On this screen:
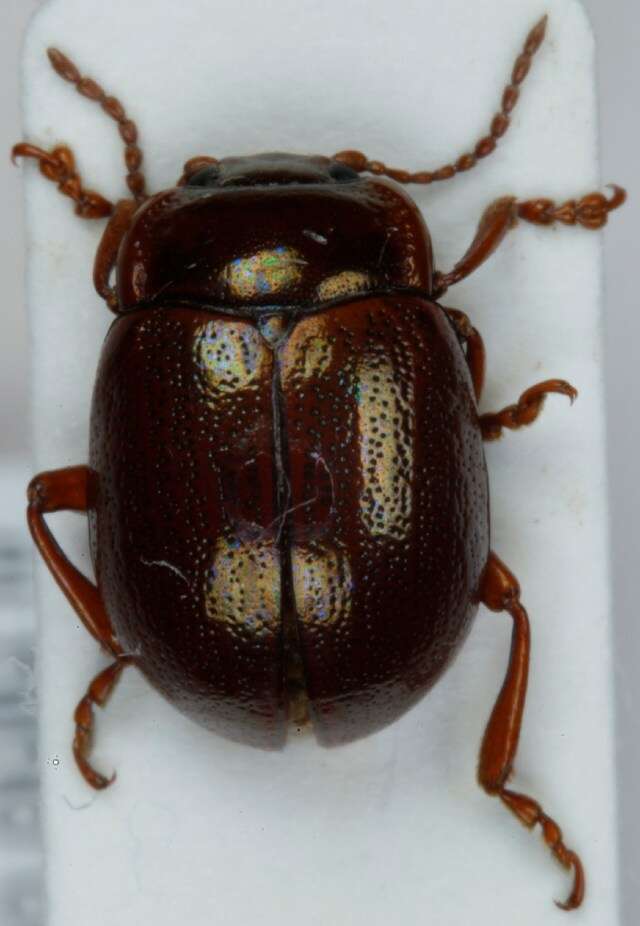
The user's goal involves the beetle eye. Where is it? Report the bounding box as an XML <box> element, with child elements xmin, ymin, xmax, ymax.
<box><xmin>328</xmin><ymin>162</ymin><xmax>359</xmax><ymax>183</ymax></box>
<box><xmin>187</xmin><ymin>165</ymin><xmax>221</xmax><ymax>187</ymax></box>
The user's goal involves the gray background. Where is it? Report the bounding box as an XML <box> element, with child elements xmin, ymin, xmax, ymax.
<box><xmin>1</xmin><ymin>0</ymin><xmax>637</xmax><ymax>922</ymax></box>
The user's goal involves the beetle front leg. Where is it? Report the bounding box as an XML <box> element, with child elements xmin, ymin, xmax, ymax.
<box><xmin>480</xmin><ymin>378</ymin><xmax>577</xmax><ymax>440</ymax></box>
<box><xmin>433</xmin><ymin>185</ymin><xmax>626</xmax><ymax>298</ymax></box>
<box><xmin>478</xmin><ymin>552</ymin><xmax>584</xmax><ymax>911</ymax></box>
<box><xmin>28</xmin><ymin>466</ymin><xmax>130</xmax><ymax>789</ymax></box>
<box><xmin>93</xmin><ymin>199</ymin><xmax>137</xmax><ymax>309</ymax></box>
<box><xmin>11</xmin><ymin>143</ymin><xmax>113</xmax><ymax>218</ymax></box>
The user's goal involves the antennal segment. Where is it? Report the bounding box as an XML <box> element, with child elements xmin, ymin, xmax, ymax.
<box><xmin>46</xmin><ymin>48</ymin><xmax>147</xmax><ymax>202</ymax></box>
<box><xmin>332</xmin><ymin>15</ymin><xmax>548</xmax><ymax>186</ymax></box>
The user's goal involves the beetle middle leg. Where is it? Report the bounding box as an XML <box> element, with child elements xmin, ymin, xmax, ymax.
<box><xmin>445</xmin><ymin>307</ymin><xmax>577</xmax><ymax>435</ymax></box>
<box><xmin>480</xmin><ymin>379</ymin><xmax>577</xmax><ymax>440</ymax></box>
<box><xmin>445</xmin><ymin>308</ymin><xmax>485</xmax><ymax>400</ymax></box>
<box><xmin>477</xmin><ymin>551</ymin><xmax>584</xmax><ymax>911</ymax></box>
<box><xmin>28</xmin><ymin>465</ymin><xmax>130</xmax><ymax>789</ymax></box>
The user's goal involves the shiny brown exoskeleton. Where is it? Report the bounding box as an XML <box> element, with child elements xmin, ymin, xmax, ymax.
<box><xmin>14</xmin><ymin>16</ymin><xmax>626</xmax><ymax>912</ymax></box>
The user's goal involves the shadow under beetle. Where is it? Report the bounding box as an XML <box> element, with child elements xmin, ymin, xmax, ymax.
<box><xmin>13</xmin><ymin>15</ymin><xmax>626</xmax><ymax>911</ymax></box>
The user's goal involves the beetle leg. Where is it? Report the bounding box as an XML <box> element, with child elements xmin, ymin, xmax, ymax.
<box><xmin>74</xmin><ymin>655</ymin><xmax>133</xmax><ymax>790</ymax></box>
<box><xmin>28</xmin><ymin>466</ymin><xmax>133</xmax><ymax>788</ymax></box>
<box><xmin>11</xmin><ymin>143</ymin><xmax>113</xmax><ymax>218</ymax></box>
<box><xmin>477</xmin><ymin>552</ymin><xmax>584</xmax><ymax>911</ymax></box>
<box><xmin>93</xmin><ymin>199</ymin><xmax>137</xmax><ymax>310</ymax></box>
<box><xmin>27</xmin><ymin>466</ymin><xmax>121</xmax><ymax>655</ymax></box>
<box><xmin>444</xmin><ymin>308</ymin><xmax>485</xmax><ymax>401</ymax></box>
<box><xmin>432</xmin><ymin>185</ymin><xmax>626</xmax><ymax>298</ymax></box>
<box><xmin>480</xmin><ymin>379</ymin><xmax>577</xmax><ymax>440</ymax></box>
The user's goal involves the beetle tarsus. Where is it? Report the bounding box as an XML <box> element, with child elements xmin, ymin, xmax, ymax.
<box><xmin>500</xmin><ymin>789</ymin><xmax>585</xmax><ymax>912</ymax></box>
<box><xmin>480</xmin><ymin>379</ymin><xmax>577</xmax><ymax>440</ymax></box>
<box><xmin>73</xmin><ymin>656</ymin><xmax>133</xmax><ymax>790</ymax></box>
<box><xmin>11</xmin><ymin>142</ymin><xmax>113</xmax><ymax>218</ymax></box>
<box><xmin>517</xmin><ymin>184</ymin><xmax>627</xmax><ymax>230</ymax></box>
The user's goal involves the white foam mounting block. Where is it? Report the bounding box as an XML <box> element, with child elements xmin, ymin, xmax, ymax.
<box><xmin>20</xmin><ymin>0</ymin><xmax>618</xmax><ymax>923</ymax></box>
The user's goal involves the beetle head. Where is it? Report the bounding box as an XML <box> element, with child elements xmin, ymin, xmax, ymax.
<box><xmin>115</xmin><ymin>153</ymin><xmax>433</xmax><ymax>312</ymax></box>
<box><xmin>181</xmin><ymin>153</ymin><xmax>359</xmax><ymax>188</ymax></box>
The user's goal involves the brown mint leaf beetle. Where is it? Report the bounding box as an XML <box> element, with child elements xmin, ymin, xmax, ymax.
<box><xmin>13</xmin><ymin>14</ymin><xmax>625</xmax><ymax>912</ymax></box>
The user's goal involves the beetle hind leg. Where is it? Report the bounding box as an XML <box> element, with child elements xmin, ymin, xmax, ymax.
<box><xmin>496</xmin><ymin>789</ymin><xmax>584</xmax><ymax>912</ymax></box>
<box><xmin>477</xmin><ymin>551</ymin><xmax>584</xmax><ymax>911</ymax></box>
<box><xmin>27</xmin><ymin>466</ymin><xmax>133</xmax><ymax>788</ymax></box>
<box><xmin>74</xmin><ymin>656</ymin><xmax>133</xmax><ymax>790</ymax></box>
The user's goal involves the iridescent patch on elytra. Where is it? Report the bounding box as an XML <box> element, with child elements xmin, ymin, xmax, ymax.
<box><xmin>222</xmin><ymin>246</ymin><xmax>306</xmax><ymax>299</ymax></box>
<box><xmin>279</xmin><ymin>314</ymin><xmax>334</xmax><ymax>384</ymax></box>
<box><xmin>355</xmin><ymin>352</ymin><xmax>415</xmax><ymax>540</ymax></box>
<box><xmin>316</xmin><ymin>270</ymin><xmax>372</xmax><ymax>302</ymax></box>
<box><xmin>193</xmin><ymin>319</ymin><xmax>270</xmax><ymax>393</ymax></box>
<box><xmin>204</xmin><ymin>535</ymin><xmax>280</xmax><ymax>639</ymax></box>
<box><xmin>292</xmin><ymin>541</ymin><xmax>353</xmax><ymax>632</ymax></box>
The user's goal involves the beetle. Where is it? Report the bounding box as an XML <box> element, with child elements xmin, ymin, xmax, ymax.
<box><xmin>13</xmin><ymin>14</ymin><xmax>625</xmax><ymax>912</ymax></box>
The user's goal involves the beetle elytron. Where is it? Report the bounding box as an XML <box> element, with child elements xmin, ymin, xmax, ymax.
<box><xmin>14</xmin><ymin>15</ymin><xmax>625</xmax><ymax>911</ymax></box>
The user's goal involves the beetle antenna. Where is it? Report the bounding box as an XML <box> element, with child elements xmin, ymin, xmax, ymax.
<box><xmin>332</xmin><ymin>15</ymin><xmax>548</xmax><ymax>185</ymax></box>
<box><xmin>46</xmin><ymin>48</ymin><xmax>147</xmax><ymax>202</ymax></box>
